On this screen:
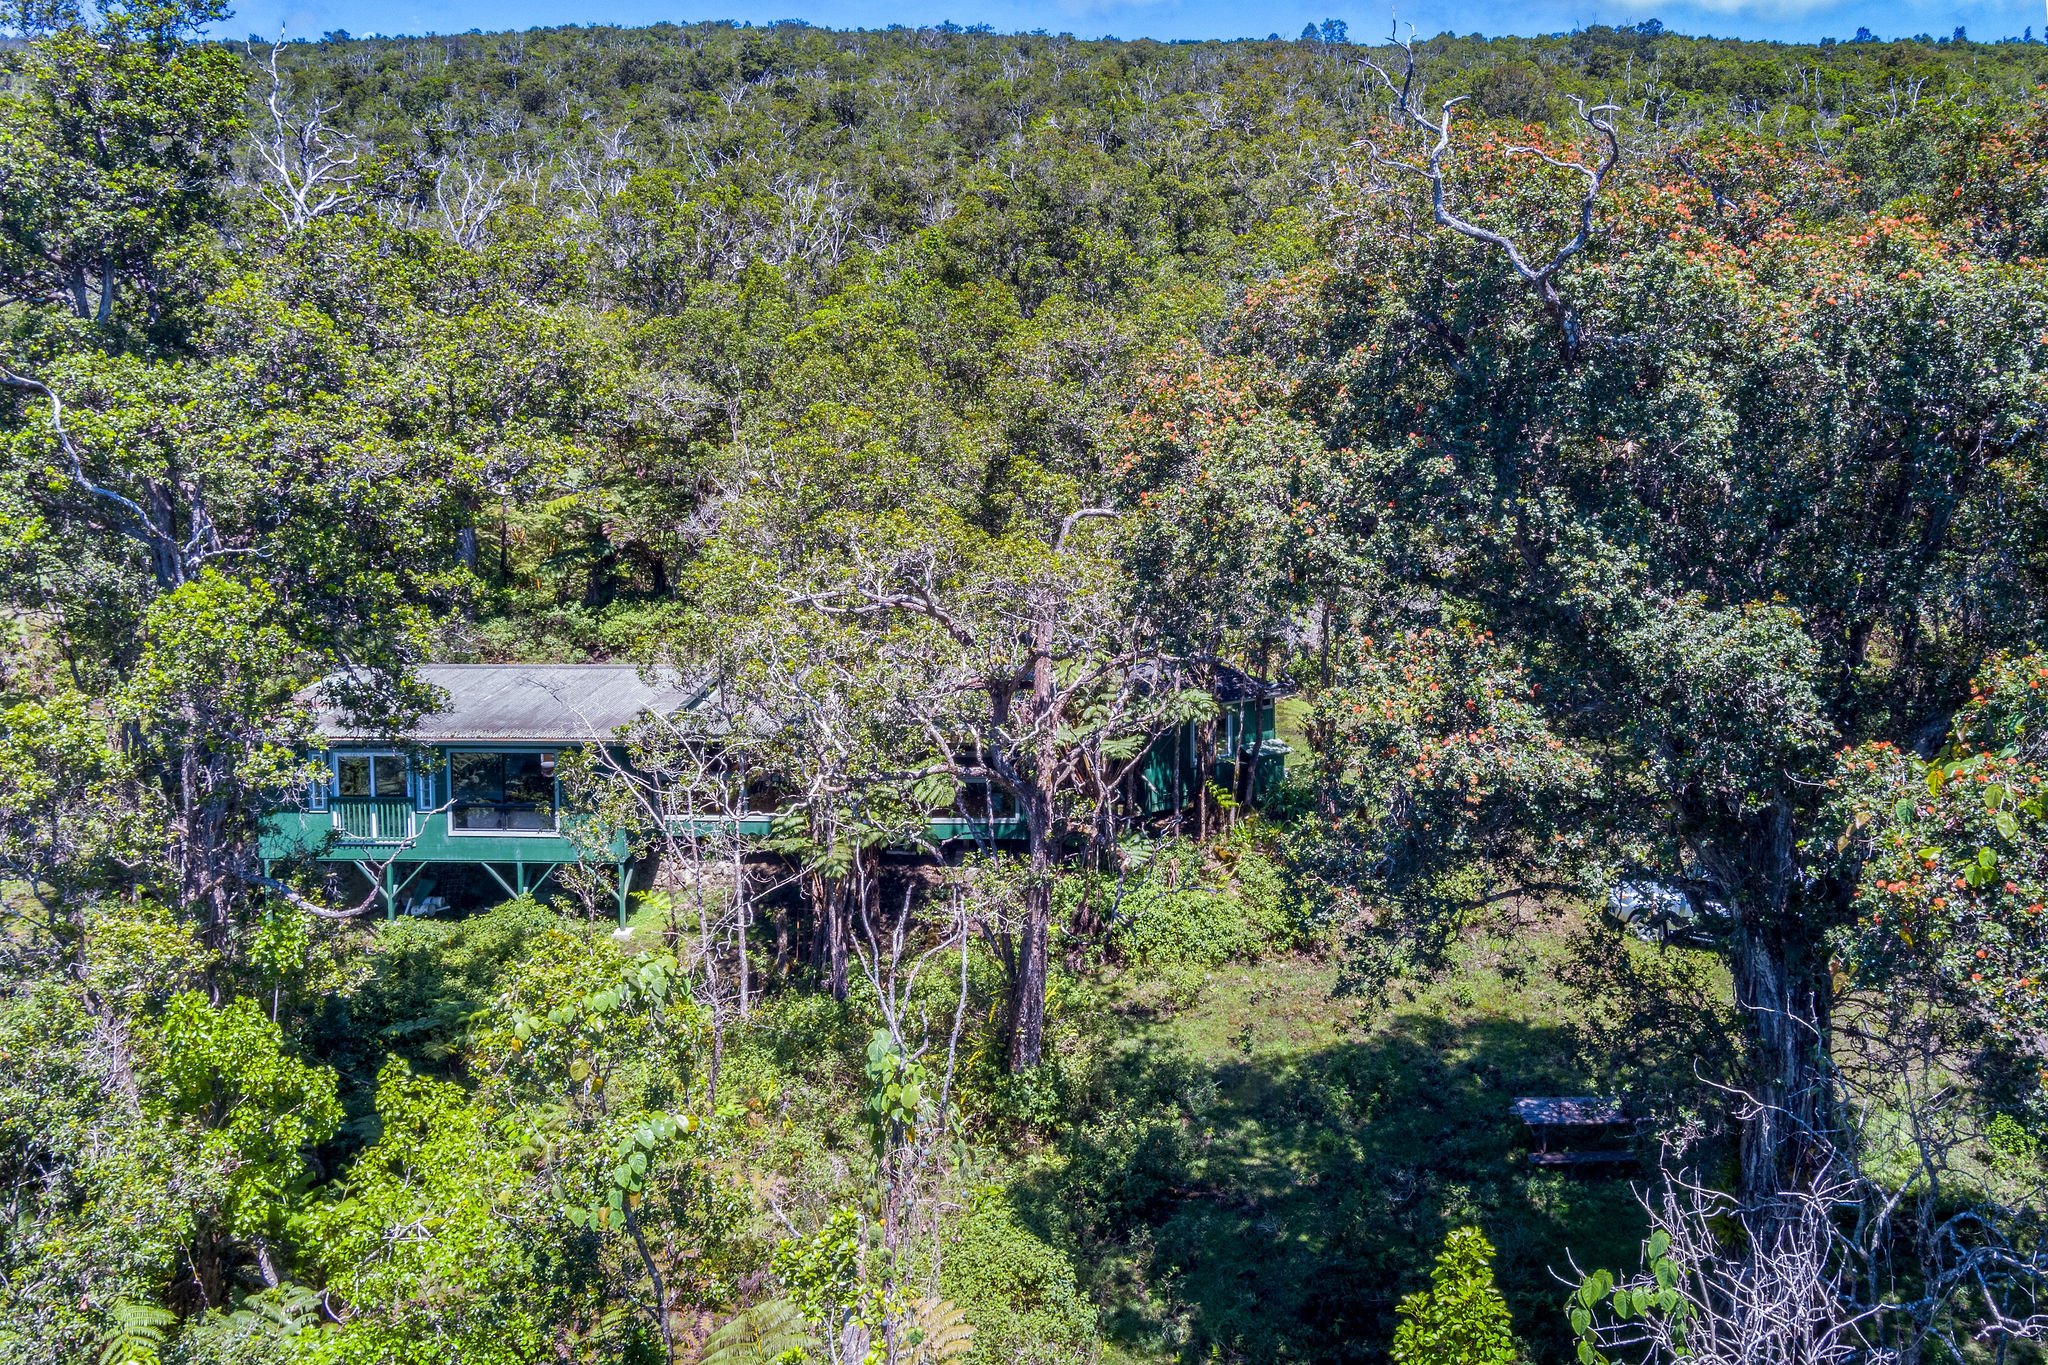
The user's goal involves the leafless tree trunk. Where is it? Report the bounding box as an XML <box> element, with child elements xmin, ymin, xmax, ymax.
<box><xmin>247</xmin><ymin>37</ymin><xmax>364</xmax><ymax>229</ymax></box>
<box><xmin>1360</xmin><ymin>29</ymin><xmax>1620</xmax><ymax>367</ymax></box>
<box><xmin>852</xmin><ymin>869</ymin><xmax>977</xmax><ymax>1365</ymax></box>
<box><xmin>1580</xmin><ymin>1001</ymin><xmax>2048</xmax><ymax>1365</ymax></box>
<box><xmin>580</xmin><ymin>703</ymin><xmax>801</xmax><ymax>1110</ymax></box>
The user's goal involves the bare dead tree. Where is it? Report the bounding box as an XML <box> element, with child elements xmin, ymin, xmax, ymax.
<box><xmin>1827</xmin><ymin>987</ymin><xmax>2048</xmax><ymax>1363</ymax></box>
<box><xmin>1577</xmin><ymin>1164</ymin><xmax>1881</xmax><ymax>1365</ymax></box>
<box><xmin>1359</xmin><ymin>28</ymin><xmax>1621</xmax><ymax>364</ymax></box>
<box><xmin>849</xmin><ymin>866</ymin><xmax>977</xmax><ymax>1365</ymax></box>
<box><xmin>433</xmin><ymin>154</ymin><xmax>518</xmax><ymax>248</ymax></box>
<box><xmin>554</xmin><ymin>126</ymin><xmax>641</xmax><ymax>221</ymax></box>
<box><xmin>563</xmin><ymin>680</ymin><xmax>809</xmax><ymax>1110</ymax></box>
<box><xmin>1577</xmin><ymin>1000</ymin><xmax>2048</xmax><ymax>1365</ymax></box>
<box><xmin>785</xmin><ymin>511</ymin><xmax>1210</xmax><ymax>1070</ymax></box>
<box><xmin>247</xmin><ymin>37</ymin><xmax>365</xmax><ymax>229</ymax></box>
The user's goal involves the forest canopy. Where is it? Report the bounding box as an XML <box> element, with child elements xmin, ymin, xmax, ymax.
<box><xmin>4</xmin><ymin>5</ymin><xmax>2048</xmax><ymax>1363</ymax></box>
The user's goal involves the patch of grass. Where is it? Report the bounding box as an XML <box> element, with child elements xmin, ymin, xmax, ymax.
<box><xmin>1026</xmin><ymin>909</ymin><xmax>1736</xmax><ymax>1364</ymax></box>
<box><xmin>616</xmin><ymin>889</ymin><xmax>675</xmax><ymax>952</ymax></box>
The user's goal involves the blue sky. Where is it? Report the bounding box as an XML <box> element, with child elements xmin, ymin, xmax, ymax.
<box><xmin>214</xmin><ymin>0</ymin><xmax>2045</xmax><ymax>47</ymax></box>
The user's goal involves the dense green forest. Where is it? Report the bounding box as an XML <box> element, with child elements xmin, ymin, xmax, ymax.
<box><xmin>6</xmin><ymin>1</ymin><xmax>2048</xmax><ymax>1361</ymax></box>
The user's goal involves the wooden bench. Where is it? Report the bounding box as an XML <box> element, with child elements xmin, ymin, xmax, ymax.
<box><xmin>1530</xmin><ymin>1150</ymin><xmax>1637</xmax><ymax>1167</ymax></box>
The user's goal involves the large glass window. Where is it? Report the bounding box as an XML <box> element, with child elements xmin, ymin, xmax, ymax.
<box><xmin>451</xmin><ymin>752</ymin><xmax>557</xmax><ymax>832</ymax></box>
<box><xmin>960</xmin><ymin>780</ymin><xmax>1014</xmax><ymax>819</ymax></box>
<box><xmin>335</xmin><ymin>754</ymin><xmax>406</xmax><ymax>798</ymax></box>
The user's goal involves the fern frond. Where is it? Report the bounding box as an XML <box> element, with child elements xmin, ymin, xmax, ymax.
<box><xmin>223</xmin><ymin>1281</ymin><xmax>326</xmax><ymax>1340</ymax></box>
<box><xmin>703</xmin><ymin>1297</ymin><xmax>813</xmax><ymax>1365</ymax></box>
<box><xmin>906</xmin><ymin>1297</ymin><xmax>975</xmax><ymax>1365</ymax></box>
<box><xmin>96</xmin><ymin>1299</ymin><xmax>175</xmax><ymax>1365</ymax></box>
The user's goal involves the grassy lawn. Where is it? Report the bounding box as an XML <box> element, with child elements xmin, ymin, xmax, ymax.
<box><xmin>1022</xmin><ymin>909</ymin><xmax>1737</xmax><ymax>1364</ymax></box>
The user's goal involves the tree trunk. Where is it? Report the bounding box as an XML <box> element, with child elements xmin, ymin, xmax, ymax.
<box><xmin>1731</xmin><ymin>912</ymin><xmax>1832</xmax><ymax>1204</ymax></box>
<box><xmin>827</xmin><ymin>878</ymin><xmax>849</xmax><ymax>1001</ymax></box>
<box><xmin>1007</xmin><ymin>605</ymin><xmax>1059</xmax><ymax>1071</ymax></box>
<box><xmin>623</xmin><ymin>1201</ymin><xmax>676</xmax><ymax>1365</ymax></box>
<box><xmin>1007</xmin><ymin>819</ymin><xmax>1050</xmax><ymax>1070</ymax></box>
<box><xmin>1235</xmin><ymin>699</ymin><xmax>1260</xmax><ymax>813</ymax></box>
<box><xmin>773</xmin><ymin>899</ymin><xmax>791</xmax><ymax>980</ymax></box>
<box><xmin>809</xmin><ymin>876</ymin><xmax>828</xmax><ymax>982</ymax></box>
<box><xmin>734</xmin><ymin>873</ymin><xmax>751</xmax><ymax>1019</ymax></box>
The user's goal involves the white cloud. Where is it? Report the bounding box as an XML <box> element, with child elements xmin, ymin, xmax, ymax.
<box><xmin>1677</xmin><ymin>0</ymin><xmax>1839</xmax><ymax>14</ymax></box>
<box><xmin>1679</xmin><ymin>0</ymin><xmax>1843</xmax><ymax>13</ymax></box>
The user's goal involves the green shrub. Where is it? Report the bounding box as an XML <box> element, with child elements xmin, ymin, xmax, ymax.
<box><xmin>941</xmin><ymin>1190</ymin><xmax>1096</xmax><ymax>1365</ymax></box>
<box><xmin>314</xmin><ymin>898</ymin><xmax>557</xmax><ymax>1143</ymax></box>
<box><xmin>1392</xmin><ymin>1226</ymin><xmax>1521</xmax><ymax>1365</ymax></box>
<box><xmin>347</xmin><ymin>897</ymin><xmax>556</xmax><ymax>1065</ymax></box>
<box><xmin>1988</xmin><ymin>1111</ymin><xmax>2039</xmax><ymax>1163</ymax></box>
<box><xmin>1109</xmin><ymin>843</ymin><xmax>1291</xmax><ymax>972</ymax></box>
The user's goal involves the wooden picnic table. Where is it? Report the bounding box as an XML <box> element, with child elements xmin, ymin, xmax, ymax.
<box><xmin>1511</xmin><ymin>1097</ymin><xmax>1628</xmax><ymax>1127</ymax></box>
<box><xmin>1513</xmin><ymin>1096</ymin><xmax>1635</xmax><ymax>1167</ymax></box>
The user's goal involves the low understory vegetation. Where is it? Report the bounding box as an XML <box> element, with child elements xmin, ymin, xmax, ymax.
<box><xmin>3</xmin><ymin>822</ymin><xmax>1749</xmax><ymax>1363</ymax></box>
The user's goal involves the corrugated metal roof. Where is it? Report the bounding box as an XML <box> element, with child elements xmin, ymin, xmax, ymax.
<box><xmin>317</xmin><ymin>665</ymin><xmax>700</xmax><ymax>744</ymax></box>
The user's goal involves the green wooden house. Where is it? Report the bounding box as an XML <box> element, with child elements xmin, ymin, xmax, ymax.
<box><xmin>1130</xmin><ymin>664</ymin><xmax>1291</xmax><ymax>816</ymax></box>
<box><xmin>261</xmin><ymin>663</ymin><xmax>1289</xmax><ymax>919</ymax></box>
<box><xmin>260</xmin><ymin>665</ymin><xmax>692</xmax><ymax>918</ymax></box>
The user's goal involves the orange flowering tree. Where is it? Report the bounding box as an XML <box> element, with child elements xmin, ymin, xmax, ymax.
<box><xmin>1822</xmin><ymin>653</ymin><xmax>2048</xmax><ymax>1061</ymax></box>
<box><xmin>1229</xmin><ymin>49</ymin><xmax>2048</xmax><ymax>1204</ymax></box>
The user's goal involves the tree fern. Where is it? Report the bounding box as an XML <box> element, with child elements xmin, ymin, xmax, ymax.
<box><xmin>222</xmin><ymin>1282</ymin><xmax>326</xmax><ymax>1342</ymax></box>
<box><xmin>702</xmin><ymin>1298</ymin><xmax>813</xmax><ymax>1365</ymax></box>
<box><xmin>95</xmin><ymin>1299</ymin><xmax>175</xmax><ymax>1365</ymax></box>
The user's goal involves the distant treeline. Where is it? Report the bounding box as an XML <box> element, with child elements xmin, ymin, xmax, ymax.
<box><xmin>217</xmin><ymin>19</ymin><xmax>2044</xmax><ymax>309</ymax></box>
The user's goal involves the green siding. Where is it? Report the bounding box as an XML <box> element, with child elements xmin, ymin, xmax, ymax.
<box><xmin>1131</xmin><ymin>698</ymin><xmax>1289</xmax><ymax>815</ymax></box>
<box><xmin>259</xmin><ymin>808</ymin><xmax>607</xmax><ymax>864</ymax></box>
<box><xmin>260</xmin><ymin>808</ymin><xmax>1034</xmax><ymax>862</ymax></box>
<box><xmin>260</xmin><ymin>722</ymin><xmax>1281</xmax><ymax>869</ymax></box>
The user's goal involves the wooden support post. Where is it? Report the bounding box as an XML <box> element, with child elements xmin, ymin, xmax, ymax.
<box><xmin>515</xmin><ymin>860</ymin><xmax>526</xmax><ymax>896</ymax></box>
<box><xmin>384</xmin><ymin>862</ymin><xmax>396</xmax><ymax>922</ymax></box>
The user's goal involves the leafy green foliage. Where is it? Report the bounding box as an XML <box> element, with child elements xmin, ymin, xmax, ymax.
<box><xmin>291</xmin><ymin>1060</ymin><xmax>561</xmax><ymax>1363</ymax></box>
<box><xmin>863</xmin><ymin>1028</ymin><xmax>933</xmax><ymax>1157</ymax></box>
<box><xmin>1102</xmin><ymin>841</ymin><xmax>1292</xmax><ymax>1004</ymax></box>
<box><xmin>6</xmin><ymin>10</ymin><xmax>2048</xmax><ymax>1363</ymax></box>
<box><xmin>481</xmin><ymin>931</ymin><xmax>699</xmax><ymax>1101</ymax></box>
<box><xmin>772</xmin><ymin>1208</ymin><xmax>879</xmax><ymax>1346</ymax></box>
<box><xmin>566</xmin><ymin>1110</ymin><xmax>700</xmax><ymax>1233</ymax></box>
<box><xmin>1567</xmin><ymin>1229</ymin><xmax>1693</xmax><ymax>1364</ymax></box>
<box><xmin>937</xmin><ymin>1192</ymin><xmax>1093</xmax><ymax>1365</ymax></box>
<box><xmin>1826</xmin><ymin>652</ymin><xmax>2048</xmax><ymax>1057</ymax></box>
<box><xmin>1393</xmin><ymin>1226</ymin><xmax>1520</xmax><ymax>1365</ymax></box>
<box><xmin>0</xmin><ymin>690</ymin><xmax>153</xmax><ymax>921</ymax></box>
<box><xmin>94</xmin><ymin>1297</ymin><xmax>175</xmax><ymax>1365</ymax></box>
<box><xmin>0</xmin><ymin>0</ymin><xmax>243</xmax><ymax>343</ymax></box>
<box><xmin>1291</xmin><ymin>624</ymin><xmax>1595</xmax><ymax>942</ymax></box>
<box><xmin>336</xmin><ymin>897</ymin><xmax>553</xmax><ymax>1091</ymax></box>
<box><xmin>153</xmin><ymin>991</ymin><xmax>342</xmax><ymax>1240</ymax></box>
<box><xmin>702</xmin><ymin>1297</ymin><xmax>812</xmax><ymax>1365</ymax></box>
